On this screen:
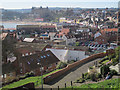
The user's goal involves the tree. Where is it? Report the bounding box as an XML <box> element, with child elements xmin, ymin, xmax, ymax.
<box><xmin>100</xmin><ymin>65</ymin><xmax>110</xmax><ymax>77</ymax></box>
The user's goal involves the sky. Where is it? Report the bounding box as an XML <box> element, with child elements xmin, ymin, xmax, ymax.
<box><xmin>0</xmin><ymin>0</ymin><xmax>120</xmax><ymax>9</ymax></box>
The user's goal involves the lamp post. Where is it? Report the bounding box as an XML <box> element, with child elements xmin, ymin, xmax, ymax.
<box><xmin>37</xmin><ymin>62</ymin><xmax>43</xmax><ymax>90</ymax></box>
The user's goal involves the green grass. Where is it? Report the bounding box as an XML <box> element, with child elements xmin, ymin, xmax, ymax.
<box><xmin>66</xmin><ymin>78</ymin><xmax>120</xmax><ymax>89</ymax></box>
<box><xmin>2</xmin><ymin>69</ymin><xmax>61</xmax><ymax>89</ymax></box>
<box><xmin>102</xmin><ymin>60</ymin><xmax>109</xmax><ymax>64</ymax></box>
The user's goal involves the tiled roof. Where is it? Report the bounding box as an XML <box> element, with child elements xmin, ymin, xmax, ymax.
<box><xmin>101</xmin><ymin>28</ymin><xmax>118</xmax><ymax>33</ymax></box>
<box><xmin>15</xmin><ymin>42</ymin><xmax>50</xmax><ymax>51</ymax></box>
<box><xmin>15</xmin><ymin>47</ymin><xmax>35</xmax><ymax>55</ymax></box>
<box><xmin>61</xmin><ymin>28</ymin><xmax>70</xmax><ymax>34</ymax></box>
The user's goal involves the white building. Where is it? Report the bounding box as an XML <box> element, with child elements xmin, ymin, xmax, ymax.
<box><xmin>46</xmin><ymin>48</ymin><xmax>88</xmax><ymax>62</ymax></box>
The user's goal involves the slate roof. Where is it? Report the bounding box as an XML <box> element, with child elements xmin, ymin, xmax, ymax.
<box><xmin>19</xmin><ymin>50</ymin><xmax>59</xmax><ymax>70</ymax></box>
<box><xmin>2</xmin><ymin>63</ymin><xmax>16</xmax><ymax>74</ymax></box>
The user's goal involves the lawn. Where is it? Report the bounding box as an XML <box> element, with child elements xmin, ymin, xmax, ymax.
<box><xmin>2</xmin><ymin>69</ymin><xmax>61</xmax><ymax>89</ymax></box>
<box><xmin>65</xmin><ymin>78</ymin><xmax>120</xmax><ymax>89</ymax></box>
<box><xmin>102</xmin><ymin>60</ymin><xmax>109</xmax><ymax>64</ymax></box>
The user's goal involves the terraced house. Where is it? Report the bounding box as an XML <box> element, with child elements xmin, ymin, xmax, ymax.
<box><xmin>14</xmin><ymin>50</ymin><xmax>60</xmax><ymax>75</ymax></box>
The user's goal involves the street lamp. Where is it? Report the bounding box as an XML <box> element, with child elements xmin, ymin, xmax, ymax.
<box><xmin>37</xmin><ymin>62</ymin><xmax>43</xmax><ymax>90</ymax></box>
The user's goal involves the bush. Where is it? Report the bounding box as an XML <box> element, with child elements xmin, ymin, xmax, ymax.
<box><xmin>79</xmin><ymin>78</ymin><xmax>85</xmax><ymax>83</ymax></box>
<box><xmin>56</xmin><ymin>62</ymin><xmax>67</xmax><ymax>69</ymax></box>
<box><xmin>90</xmin><ymin>73</ymin><xmax>96</xmax><ymax>81</ymax></box>
<box><xmin>100</xmin><ymin>65</ymin><xmax>110</xmax><ymax>77</ymax></box>
<box><xmin>99</xmin><ymin>57</ymin><xmax>109</xmax><ymax>63</ymax></box>
<box><xmin>86</xmin><ymin>74</ymin><xmax>90</xmax><ymax>80</ymax></box>
<box><xmin>67</xmin><ymin>60</ymin><xmax>76</xmax><ymax>64</ymax></box>
<box><xmin>109</xmin><ymin>70</ymin><xmax>118</xmax><ymax>76</ymax></box>
<box><xmin>29</xmin><ymin>71</ymin><xmax>35</xmax><ymax>77</ymax></box>
<box><xmin>89</xmin><ymin>66</ymin><xmax>93</xmax><ymax>69</ymax></box>
<box><xmin>96</xmin><ymin>73</ymin><xmax>102</xmax><ymax>79</ymax></box>
<box><xmin>75</xmin><ymin>78</ymin><xmax>85</xmax><ymax>83</ymax></box>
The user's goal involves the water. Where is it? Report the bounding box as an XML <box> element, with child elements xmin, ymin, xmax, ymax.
<box><xmin>2</xmin><ymin>23</ymin><xmax>24</xmax><ymax>28</ymax></box>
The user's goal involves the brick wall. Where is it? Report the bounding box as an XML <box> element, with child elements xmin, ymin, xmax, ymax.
<box><xmin>43</xmin><ymin>52</ymin><xmax>107</xmax><ymax>83</ymax></box>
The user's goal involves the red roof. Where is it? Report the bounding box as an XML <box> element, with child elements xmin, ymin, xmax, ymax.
<box><xmin>101</xmin><ymin>28</ymin><xmax>118</xmax><ymax>32</ymax></box>
<box><xmin>61</xmin><ymin>28</ymin><xmax>70</xmax><ymax>35</ymax></box>
<box><xmin>4</xmin><ymin>28</ymin><xmax>16</xmax><ymax>30</ymax></box>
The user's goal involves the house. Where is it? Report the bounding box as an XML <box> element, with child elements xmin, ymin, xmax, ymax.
<box><xmin>40</xmin><ymin>25</ymin><xmax>57</xmax><ymax>33</ymax></box>
<box><xmin>2</xmin><ymin>63</ymin><xmax>16</xmax><ymax>84</ymax></box>
<box><xmin>63</xmin><ymin>34</ymin><xmax>76</xmax><ymax>45</ymax></box>
<box><xmin>0</xmin><ymin>33</ymin><xmax>8</xmax><ymax>40</ymax></box>
<box><xmin>14</xmin><ymin>50</ymin><xmax>60</xmax><ymax>75</ymax></box>
<box><xmin>46</xmin><ymin>48</ymin><xmax>88</xmax><ymax>62</ymax></box>
<box><xmin>49</xmin><ymin>32</ymin><xmax>56</xmax><ymax>41</ymax></box>
<box><xmin>14</xmin><ymin>47</ymin><xmax>36</xmax><ymax>57</ymax></box>
<box><xmin>40</xmin><ymin>34</ymin><xmax>49</xmax><ymax>40</ymax></box>
<box><xmin>94</xmin><ymin>32</ymin><xmax>107</xmax><ymax>44</ymax></box>
<box><xmin>15</xmin><ymin>42</ymin><xmax>52</xmax><ymax>51</ymax></box>
<box><xmin>101</xmin><ymin>28</ymin><xmax>118</xmax><ymax>43</ymax></box>
<box><xmin>60</xmin><ymin>28</ymin><xmax>70</xmax><ymax>35</ymax></box>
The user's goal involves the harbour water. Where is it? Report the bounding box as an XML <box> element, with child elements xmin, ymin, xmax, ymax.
<box><xmin>2</xmin><ymin>23</ymin><xmax>24</xmax><ymax>28</ymax></box>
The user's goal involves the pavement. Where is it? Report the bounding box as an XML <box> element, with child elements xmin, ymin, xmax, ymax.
<box><xmin>37</xmin><ymin>58</ymin><xmax>102</xmax><ymax>89</ymax></box>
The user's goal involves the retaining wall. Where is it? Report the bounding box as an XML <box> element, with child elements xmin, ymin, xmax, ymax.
<box><xmin>44</xmin><ymin>50</ymin><xmax>115</xmax><ymax>84</ymax></box>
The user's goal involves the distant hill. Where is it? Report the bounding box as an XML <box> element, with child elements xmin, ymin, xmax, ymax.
<box><xmin>5</xmin><ymin>9</ymin><xmax>31</xmax><ymax>13</ymax></box>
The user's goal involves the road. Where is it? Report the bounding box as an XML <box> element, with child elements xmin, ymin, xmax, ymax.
<box><xmin>38</xmin><ymin>58</ymin><xmax>102</xmax><ymax>89</ymax></box>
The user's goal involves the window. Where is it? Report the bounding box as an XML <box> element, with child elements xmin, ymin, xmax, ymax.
<box><xmin>22</xmin><ymin>54</ymin><xmax>24</xmax><ymax>57</ymax></box>
<box><xmin>27</xmin><ymin>61</ymin><xmax>30</xmax><ymax>64</ymax></box>
<box><xmin>4</xmin><ymin>74</ymin><xmax>6</xmax><ymax>78</ymax></box>
<box><xmin>47</xmin><ymin>54</ymin><xmax>50</xmax><ymax>57</ymax></box>
<box><xmin>26</xmin><ymin>53</ymin><xmax>28</xmax><ymax>56</ymax></box>
<box><xmin>1</xmin><ymin>75</ymin><xmax>3</xmax><ymax>78</ymax></box>
<box><xmin>20</xmin><ymin>69</ymin><xmax>22</xmax><ymax>73</ymax></box>
<box><xmin>40</xmin><ymin>67</ymin><xmax>44</xmax><ymax>70</ymax></box>
<box><xmin>43</xmin><ymin>55</ymin><xmax>46</xmax><ymax>58</ymax></box>
<box><xmin>37</xmin><ymin>59</ymin><xmax>40</xmax><ymax>62</ymax></box>
<box><xmin>56</xmin><ymin>63</ymin><xmax>58</xmax><ymax>65</ymax></box>
<box><xmin>41</xmin><ymin>56</ymin><xmax>43</xmax><ymax>58</ymax></box>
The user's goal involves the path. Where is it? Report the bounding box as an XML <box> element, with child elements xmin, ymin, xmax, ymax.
<box><xmin>38</xmin><ymin>58</ymin><xmax>102</xmax><ymax>89</ymax></box>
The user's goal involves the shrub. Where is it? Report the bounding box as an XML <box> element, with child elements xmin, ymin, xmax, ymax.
<box><xmin>89</xmin><ymin>66</ymin><xmax>93</xmax><ymax>69</ymax></box>
<box><xmin>96</xmin><ymin>73</ymin><xmax>102</xmax><ymax>79</ymax></box>
<box><xmin>90</xmin><ymin>73</ymin><xmax>96</xmax><ymax>81</ymax></box>
<box><xmin>75</xmin><ymin>78</ymin><xmax>85</xmax><ymax>83</ymax></box>
<box><xmin>99</xmin><ymin>56</ymin><xmax>109</xmax><ymax>63</ymax></box>
<box><xmin>109</xmin><ymin>70</ymin><xmax>118</xmax><ymax>76</ymax></box>
<box><xmin>67</xmin><ymin>60</ymin><xmax>76</xmax><ymax>64</ymax></box>
<box><xmin>86</xmin><ymin>74</ymin><xmax>90</xmax><ymax>80</ymax></box>
<box><xmin>74</xmin><ymin>79</ymin><xmax>80</xmax><ymax>83</ymax></box>
<box><xmin>79</xmin><ymin>78</ymin><xmax>85</xmax><ymax>83</ymax></box>
<box><xmin>29</xmin><ymin>71</ymin><xmax>35</xmax><ymax>77</ymax></box>
<box><xmin>100</xmin><ymin>65</ymin><xmax>110</xmax><ymax>77</ymax></box>
<box><xmin>56</xmin><ymin>62</ymin><xmax>67</xmax><ymax>69</ymax></box>
<box><xmin>81</xmin><ymin>73</ymin><xmax>84</xmax><ymax>79</ymax></box>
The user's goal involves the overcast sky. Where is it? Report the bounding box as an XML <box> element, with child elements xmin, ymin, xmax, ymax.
<box><xmin>0</xmin><ymin>0</ymin><xmax>119</xmax><ymax>9</ymax></box>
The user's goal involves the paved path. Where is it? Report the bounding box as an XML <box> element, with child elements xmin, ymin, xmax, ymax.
<box><xmin>38</xmin><ymin>58</ymin><xmax>102</xmax><ymax>89</ymax></box>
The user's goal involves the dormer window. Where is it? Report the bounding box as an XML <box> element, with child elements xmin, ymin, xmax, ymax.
<box><xmin>30</xmin><ymin>53</ymin><xmax>32</xmax><ymax>55</ymax></box>
<box><xmin>26</xmin><ymin>53</ymin><xmax>28</xmax><ymax>56</ymax></box>
<box><xmin>22</xmin><ymin>54</ymin><xmax>24</xmax><ymax>57</ymax></box>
